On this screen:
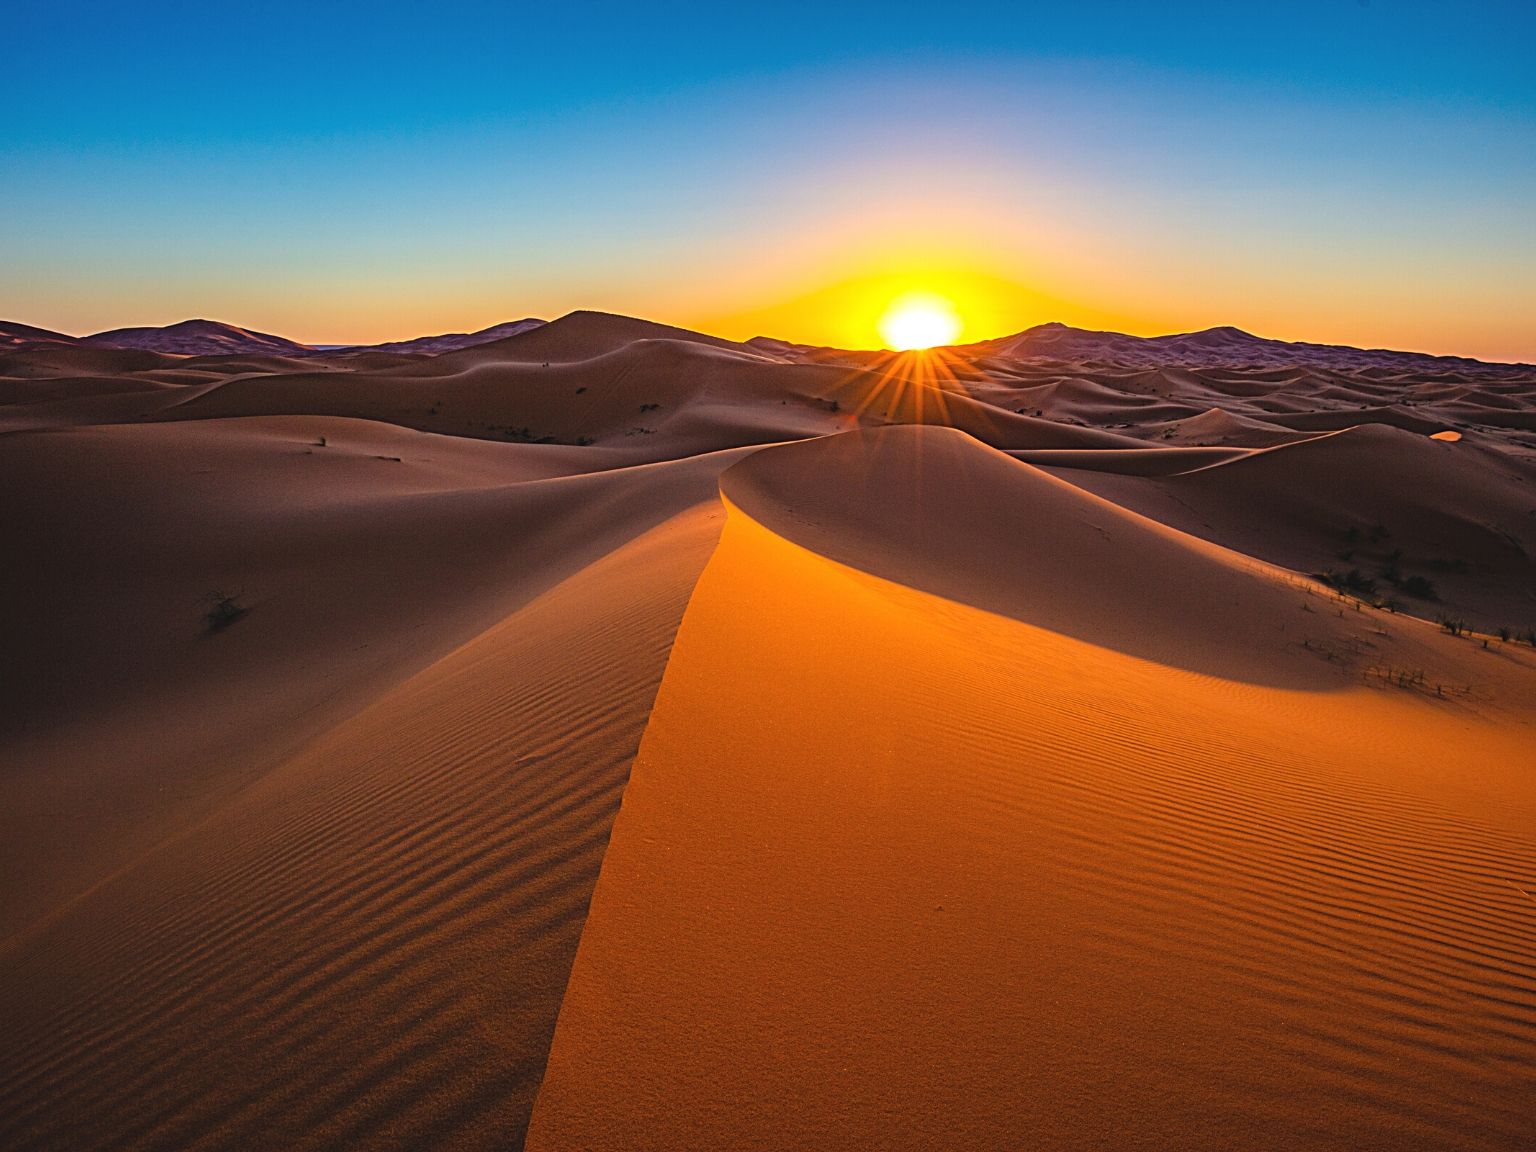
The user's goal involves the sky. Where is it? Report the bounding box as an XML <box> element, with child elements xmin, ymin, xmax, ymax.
<box><xmin>6</xmin><ymin>0</ymin><xmax>1535</xmax><ymax>359</ymax></box>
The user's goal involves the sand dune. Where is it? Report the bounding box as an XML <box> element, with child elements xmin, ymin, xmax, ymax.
<box><xmin>0</xmin><ymin>502</ymin><xmax>725</xmax><ymax>1150</ymax></box>
<box><xmin>422</xmin><ymin>310</ymin><xmax>764</xmax><ymax>366</ymax></box>
<box><xmin>965</xmin><ymin>320</ymin><xmax>1536</xmax><ymax>374</ymax></box>
<box><xmin>336</xmin><ymin>318</ymin><xmax>547</xmax><ymax>355</ymax></box>
<box><xmin>2</xmin><ymin>311</ymin><xmax>1534</xmax><ymax>1151</ymax></box>
<box><xmin>528</xmin><ymin>427</ymin><xmax>1536</xmax><ymax>1151</ymax></box>
<box><xmin>0</xmin><ymin>320</ymin><xmax>79</xmax><ymax>348</ymax></box>
<box><xmin>1059</xmin><ymin>424</ymin><xmax>1536</xmax><ymax>631</ymax></box>
<box><xmin>0</xmin><ymin>416</ymin><xmax>748</xmax><ymax>936</ymax></box>
<box><xmin>82</xmin><ymin>319</ymin><xmax>316</xmax><ymax>357</ymax></box>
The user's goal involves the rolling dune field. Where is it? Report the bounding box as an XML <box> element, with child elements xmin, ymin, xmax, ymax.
<box><xmin>2</xmin><ymin>313</ymin><xmax>1533</xmax><ymax>1150</ymax></box>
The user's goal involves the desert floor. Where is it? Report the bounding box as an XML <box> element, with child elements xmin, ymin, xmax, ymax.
<box><xmin>3</xmin><ymin>313</ymin><xmax>1534</xmax><ymax>1150</ymax></box>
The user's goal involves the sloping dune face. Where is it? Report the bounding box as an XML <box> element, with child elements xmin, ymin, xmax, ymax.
<box><xmin>0</xmin><ymin>499</ymin><xmax>727</xmax><ymax>1151</ymax></box>
<box><xmin>1054</xmin><ymin>424</ymin><xmax>1536</xmax><ymax>631</ymax></box>
<box><xmin>2</xmin><ymin>314</ymin><xmax>1535</xmax><ymax>1151</ymax></box>
<box><xmin>529</xmin><ymin>428</ymin><xmax>1536</xmax><ymax>1151</ymax></box>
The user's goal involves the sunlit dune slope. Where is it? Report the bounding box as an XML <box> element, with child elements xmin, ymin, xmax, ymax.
<box><xmin>529</xmin><ymin>426</ymin><xmax>1536</xmax><ymax>1152</ymax></box>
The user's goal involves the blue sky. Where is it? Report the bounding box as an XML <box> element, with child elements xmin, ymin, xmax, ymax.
<box><xmin>7</xmin><ymin>1</ymin><xmax>1535</xmax><ymax>356</ymax></box>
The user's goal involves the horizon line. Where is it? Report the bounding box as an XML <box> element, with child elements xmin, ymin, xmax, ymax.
<box><xmin>7</xmin><ymin>308</ymin><xmax>1533</xmax><ymax>369</ymax></box>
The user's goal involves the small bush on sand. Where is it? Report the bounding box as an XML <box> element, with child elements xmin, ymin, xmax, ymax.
<box><xmin>1319</xmin><ymin>568</ymin><xmax>1377</xmax><ymax>597</ymax></box>
<box><xmin>205</xmin><ymin>591</ymin><xmax>248</xmax><ymax>633</ymax></box>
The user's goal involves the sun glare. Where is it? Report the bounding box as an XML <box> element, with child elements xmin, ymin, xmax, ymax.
<box><xmin>878</xmin><ymin>292</ymin><xmax>963</xmax><ymax>351</ymax></box>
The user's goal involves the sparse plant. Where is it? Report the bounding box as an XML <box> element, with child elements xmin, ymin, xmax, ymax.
<box><xmin>1317</xmin><ymin>568</ymin><xmax>1377</xmax><ymax>598</ymax></box>
<box><xmin>205</xmin><ymin>591</ymin><xmax>247</xmax><ymax>633</ymax></box>
<box><xmin>1379</xmin><ymin>549</ymin><xmax>1403</xmax><ymax>584</ymax></box>
<box><xmin>1400</xmin><ymin>574</ymin><xmax>1438</xmax><ymax>601</ymax></box>
<box><xmin>1437</xmin><ymin>615</ymin><xmax>1466</xmax><ymax>637</ymax></box>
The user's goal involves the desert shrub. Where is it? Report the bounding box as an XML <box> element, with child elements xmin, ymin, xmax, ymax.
<box><xmin>1319</xmin><ymin>568</ymin><xmax>1377</xmax><ymax>597</ymax></box>
<box><xmin>1437</xmin><ymin>615</ymin><xmax>1466</xmax><ymax>637</ymax></box>
<box><xmin>1379</xmin><ymin>549</ymin><xmax>1403</xmax><ymax>584</ymax></box>
<box><xmin>205</xmin><ymin>592</ymin><xmax>247</xmax><ymax>633</ymax></box>
<box><xmin>1344</xmin><ymin>569</ymin><xmax>1377</xmax><ymax>595</ymax></box>
<box><xmin>1400</xmin><ymin>574</ymin><xmax>1438</xmax><ymax>600</ymax></box>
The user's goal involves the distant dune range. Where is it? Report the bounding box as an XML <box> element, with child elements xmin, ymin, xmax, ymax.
<box><xmin>2</xmin><ymin>311</ymin><xmax>1534</xmax><ymax>1151</ymax></box>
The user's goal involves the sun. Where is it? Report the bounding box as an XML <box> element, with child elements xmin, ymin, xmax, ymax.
<box><xmin>877</xmin><ymin>292</ymin><xmax>963</xmax><ymax>351</ymax></box>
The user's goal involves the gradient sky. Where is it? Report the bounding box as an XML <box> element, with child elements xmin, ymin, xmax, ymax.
<box><xmin>7</xmin><ymin>1</ymin><xmax>1535</xmax><ymax>358</ymax></box>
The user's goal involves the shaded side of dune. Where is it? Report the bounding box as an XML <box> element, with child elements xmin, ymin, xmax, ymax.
<box><xmin>1057</xmin><ymin>424</ymin><xmax>1536</xmax><ymax>631</ymax></box>
<box><xmin>0</xmin><ymin>503</ymin><xmax>724</xmax><ymax>1152</ymax></box>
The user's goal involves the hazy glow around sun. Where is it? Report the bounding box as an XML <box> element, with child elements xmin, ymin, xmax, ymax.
<box><xmin>878</xmin><ymin>292</ymin><xmax>963</xmax><ymax>350</ymax></box>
